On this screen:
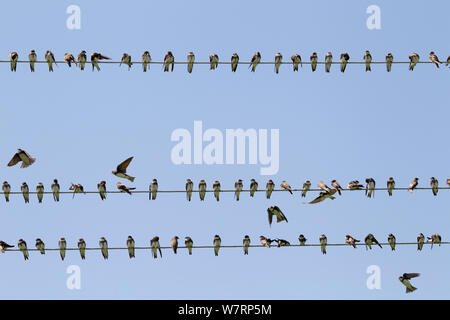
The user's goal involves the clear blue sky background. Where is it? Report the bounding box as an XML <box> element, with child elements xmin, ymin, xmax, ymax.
<box><xmin>0</xmin><ymin>0</ymin><xmax>449</xmax><ymax>299</ymax></box>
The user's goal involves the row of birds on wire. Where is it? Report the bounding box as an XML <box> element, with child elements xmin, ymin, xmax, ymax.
<box><xmin>0</xmin><ymin>232</ymin><xmax>443</xmax><ymax>261</ymax></box>
<box><xmin>3</xmin><ymin>50</ymin><xmax>450</xmax><ymax>73</ymax></box>
<box><xmin>3</xmin><ymin>150</ymin><xmax>450</xmax><ymax>204</ymax></box>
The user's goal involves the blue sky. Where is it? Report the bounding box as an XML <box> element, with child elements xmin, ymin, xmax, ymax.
<box><xmin>0</xmin><ymin>0</ymin><xmax>449</xmax><ymax>299</ymax></box>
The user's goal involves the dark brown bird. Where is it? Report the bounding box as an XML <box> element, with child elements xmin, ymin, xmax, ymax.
<box><xmin>112</xmin><ymin>157</ymin><xmax>135</xmax><ymax>182</ymax></box>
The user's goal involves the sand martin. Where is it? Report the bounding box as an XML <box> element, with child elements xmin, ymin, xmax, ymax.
<box><xmin>112</xmin><ymin>157</ymin><xmax>135</xmax><ymax>182</ymax></box>
<box><xmin>8</xmin><ymin>148</ymin><xmax>36</xmax><ymax>168</ymax></box>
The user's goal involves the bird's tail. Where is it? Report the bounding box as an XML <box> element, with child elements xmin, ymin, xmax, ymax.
<box><xmin>127</xmin><ymin>176</ymin><xmax>135</xmax><ymax>182</ymax></box>
<box><xmin>406</xmin><ymin>286</ymin><xmax>417</xmax><ymax>293</ymax></box>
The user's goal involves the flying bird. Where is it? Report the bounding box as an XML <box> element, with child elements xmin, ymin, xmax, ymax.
<box><xmin>250</xmin><ymin>51</ymin><xmax>261</xmax><ymax>72</ymax></box>
<box><xmin>267</xmin><ymin>206</ymin><xmax>288</xmax><ymax>227</ymax></box>
<box><xmin>117</xmin><ymin>182</ymin><xmax>135</xmax><ymax>195</ymax></box>
<box><xmin>266</xmin><ymin>179</ymin><xmax>275</xmax><ymax>199</ymax></box>
<box><xmin>21</xmin><ymin>182</ymin><xmax>29</xmax><ymax>203</ymax></box>
<box><xmin>58</xmin><ymin>237</ymin><xmax>66</xmax><ymax>261</ymax></box>
<box><xmin>274</xmin><ymin>52</ymin><xmax>282</xmax><ymax>74</ymax></box>
<box><xmin>164</xmin><ymin>51</ymin><xmax>174</xmax><ymax>72</ymax></box>
<box><xmin>0</xmin><ymin>241</ymin><xmax>14</xmax><ymax>253</ymax></box>
<box><xmin>8</xmin><ymin>148</ymin><xmax>36</xmax><ymax>168</ymax></box>
<box><xmin>150</xmin><ymin>179</ymin><xmax>158</xmax><ymax>200</ymax></box>
<box><xmin>365</xmin><ymin>234</ymin><xmax>382</xmax><ymax>250</ymax></box>
<box><xmin>249</xmin><ymin>179</ymin><xmax>258</xmax><ymax>197</ymax></box>
<box><xmin>430</xmin><ymin>177</ymin><xmax>438</xmax><ymax>196</ymax></box>
<box><xmin>209</xmin><ymin>54</ymin><xmax>219</xmax><ymax>70</ymax></box>
<box><xmin>9</xmin><ymin>51</ymin><xmax>18</xmax><ymax>72</ymax></box>
<box><xmin>231</xmin><ymin>53</ymin><xmax>239</xmax><ymax>72</ymax></box>
<box><xmin>2</xmin><ymin>181</ymin><xmax>10</xmax><ymax>202</ymax></box>
<box><xmin>150</xmin><ymin>236</ymin><xmax>162</xmax><ymax>258</ymax></box>
<box><xmin>97</xmin><ymin>181</ymin><xmax>107</xmax><ymax>200</ymax></box>
<box><xmin>387</xmin><ymin>177</ymin><xmax>395</xmax><ymax>196</ymax></box>
<box><xmin>112</xmin><ymin>157</ymin><xmax>135</xmax><ymax>182</ymax></box>
<box><xmin>345</xmin><ymin>235</ymin><xmax>360</xmax><ymax>248</ymax></box>
<box><xmin>77</xmin><ymin>50</ymin><xmax>87</xmax><ymax>70</ymax></box>
<box><xmin>243</xmin><ymin>235</ymin><xmax>250</xmax><ymax>255</ymax></box>
<box><xmin>28</xmin><ymin>50</ymin><xmax>37</xmax><ymax>72</ymax></box>
<box><xmin>91</xmin><ymin>52</ymin><xmax>111</xmax><ymax>71</ymax></box>
<box><xmin>364</xmin><ymin>50</ymin><xmax>372</xmax><ymax>71</ymax></box>
<box><xmin>64</xmin><ymin>53</ymin><xmax>76</xmax><ymax>67</ymax></box>
<box><xmin>325</xmin><ymin>52</ymin><xmax>332</xmax><ymax>72</ymax></box>
<box><xmin>36</xmin><ymin>182</ymin><xmax>44</xmax><ymax>203</ymax></box>
<box><xmin>99</xmin><ymin>237</ymin><xmax>108</xmax><ymax>260</ymax></box>
<box><xmin>142</xmin><ymin>51</ymin><xmax>151</xmax><ymax>72</ymax></box>
<box><xmin>331</xmin><ymin>180</ymin><xmax>343</xmax><ymax>195</ymax></box>
<box><xmin>320</xmin><ymin>234</ymin><xmax>327</xmax><ymax>254</ymax></box>
<box><xmin>78</xmin><ymin>238</ymin><xmax>86</xmax><ymax>259</ymax></box>
<box><xmin>447</xmin><ymin>56</ymin><xmax>450</xmax><ymax>67</ymax></box>
<box><xmin>213</xmin><ymin>235</ymin><xmax>221</xmax><ymax>256</ymax></box>
<box><xmin>120</xmin><ymin>53</ymin><xmax>132</xmax><ymax>70</ymax></box>
<box><xmin>399</xmin><ymin>273</ymin><xmax>420</xmax><ymax>293</ymax></box>
<box><xmin>280</xmin><ymin>181</ymin><xmax>293</xmax><ymax>194</ymax></box>
<box><xmin>18</xmin><ymin>239</ymin><xmax>29</xmax><ymax>260</ymax></box>
<box><xmin>213</xmin><ymin>180</ymin><xmax>221</xmax><ymax>202</ymax></box>
<box><xmin>185</xmin><ymin>236</ymin><xmax>193</xmax><ymax>255</ymax></box>
<box><xmin>199</xmin><ymin>180</ymin><xmax>207</xmax><ymax>201</ymax></box>
<box><xmin>185</xmin><ymin>179</ymin><xmax>193</xmax><ymax>201</ymax></box>
<box><xmin>298</xmin><ymin>234</ymin><xmax>307</xmax><ymax>246</ymax></box>
<box><xmin>310</xmin><ymin>52</ymin><xmax>318</xmax><ymax>72</ymax></box>
<box><xmin>171</xmin><ymin>236</ymin><xmax>179</xmax><ymax>254</ymax></box>
<box><xmin>409</xmin><ymin>53</ymin><xmax>420</xmax><ymax>71</ymax></box>
<box><xmin>429</xmin><ymin>51</ymin><xmax>442</xmax><ymax>68</ymax></box>
<box><xmin>386</xmin><ymin>53</ymin><xmax>393</xmax><ymax>72</ymax></box>
<box><xmin>187</xmin><ymin>52</ymin><xmax>195</xmax><ymax>73</ymax></box>
<box><xmin>291</xmin><ymin>53</ymin><xmax>302</xmax><ymax>71</ymax></box>
<box><xmin>340</xmin><ymin>52</ymin><xmax>349</xmax><ymax>72</ymax></box>
<box><xmin>69</xmin><ymin>183</ymin><xmax>85</xmax><ymax>199</ymax></box>
<box><xmin>365</xmin><ymin>178</ymin><xmax>376</xmax><ymax>198</ymax></box>
<box><xmin>45</xmin><ymin>50</ymin><xmax>56</xmax><ymax>72</ymax></box>
<box><xmin>51</xmin><ymin>179</ymin><xmax>60</xmax><ymax>202</ymax></box>
<box><xmin>35</xmin><ymin>238</ymin><xmax>45</xmax><ymax>254</ymax></box>
<box><xmin>308</xmin><ymin>189</ymin><xmax>337</xmax><ymax>204</ymax></box>
<box><xmin>388</xmin><ymin>233</ymin><xmax>396</xmax><ymax>251</ymax></box>
<box><xmin>409</xmin><ymin>178</ymin><xmax>419</xmax><ymax>193</ymax></box>
<box><xmin>127</xmin><ymin>236</ymin><xmax>135</xmax><ymax>258</ymax></box>
<box><xmin>234</xmin><ymin>179</ymin><xmax>243</xmax><ymax>201</ymax></box>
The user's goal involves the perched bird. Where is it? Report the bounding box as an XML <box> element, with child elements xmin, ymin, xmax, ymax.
<box><xmin>447</xmin><ymin>178</ymin><xmax>450</xmax><ymax>186</ymax></box>
<box><xmin>142</xmin><ymin>51</ymin><xmax>151</xmax><ymax>72</ymax></box>
<box><xmin>250</xmin><ymin>51</ymin><xmax>261</xmax><ymax>72</ymax></box>
<box><xmin>185</xmin><ymin>179</ymin><xmax>193</xmax><ymax>201</ymax></box>
<box><xmin>234</xmin><ymin>179</ymin><xmax>243</xmax><ymax>201</ymax></box>
<box><xmin>340</xmin><ymin>53</ymin><xmax>349</xmax><ymax>73</ymax></box>
<box><xmin>308</xmin><ymin>189</ymin><xmax>337</xmax><ymax>204</ymax></box>
<box><xmin>430</xmin><ymin>177</ymin><xmax>438</xmax><ymax>196</ymax></box>
<box><xmin>35</xmin><ymin>238</ymin><xmax>45</xmax><ymax>254</ymax></box>
<box><xmin>45</xmin><ymin>50</ymin><xmax>56</xmax><ymax>72</ymax></box>
<box><xmin>298</xmin><ymin>234</ymin><xmax>307</xmax><ymax>246</ymax></box>
<box><xmin>99</xmin><ymin>237</ymin><xmax>108</xmax><ymax>260</ymax></box>
<box><xmin>348</xmin><ymin>180</ymin><xmax>364</xmax><ymax>190</ymax></box>
<box><xmin>64</xmin><ymin>53</ymin><xmax>76</xmax><ymax>67</ymax></box>
<box><xmin>18</xmin><ymin>239</ymin><xmax>29</xmax><ymax>260</ymax></box>
<box><xmin>417</xmin><ymin>233</ymin><xmax>425</xmax><ymax>251</ymax></box>
<box><xmin>213</xmin><ymin>235</ymin><xmax>221</xmax><ymax>256</ymax></box>
<box><xmin>267</xmin><ymin>206</ymin><xmax>288</xmax><ymax>227</ymax></box>
<box><xmin>318</xmin><ymin>181</ymin><xmax>331</xmax><ymax>193</ymax></box>
<box><xmin>249</xmin><ymin>179</ymin><xmax>258</xmax><ymax>197</ymax></box>
<box><xmin>171</xmin><ymin>236</ymin><xmax>179</xmax><ymax>254</ymax></box>
<box><xmin>387</xmin><ymin>177</ymin><xmax>395</xmax><ymax>196</ymax></box>
<box><xmin>260</xmin><ymin>236</ymin><xmax>273</xmax><ymax>248</ymax></box>
<box><xmin>325</xmin><ymin>52</ymin><xmax>332</xmax><ymax>72</ymax></box>
<box><xmin>231</xmin><ymin>53</ymin><xmax>239</xmax><ymax>72</ymax></box>
<box><xmin>150</xmin><ymin>236</ymin><xmax>162</xmax><ymax>258</ymax></box>
<box><xmin>69</xmin><ymin>183</ymin><xmax>85</xmax><ymax>199</ymax></box>
<box><xmin>280</xmin><ymin>180</ymin><xmax>293</xmax><ymax>194</ymax></box>
<box><xmin>409</xmin><ymin>178</ymin><xmax>419</xmax><ymax>193</ymax></box>
<box><xmin>97</xmin><ymin>181</ymin><xmax>107</xmax><ymax>200</ymax></box>
<box><xmin>117</xmin><ymin>182</ymin><xmax>135</xmax><ymax>195</ymax></box>
<box><xmin>302</xmin><ymin>180</ymin><xmax>311</xmax><ymax>198</ymax></box>
<box><xmin>21</xmin><ymin>182</ymin><xmax>29</xmax><ymax>203</ymax></box>
<box><xmin>266</xmin><ymin>179</ymin><xmax>275</xmax><ymax>199</ymax></box>
<box><xmin>243</xmin><ymin>235</ymin><xmax>250</xmax><ymax>255</ymax></box>
<box><xmin>78</xmin><ymin>238</ymin><xmax>86</xmax><ymax>259</ymax></box>
<box><xmin>428</xmin><ymin>233</ymin><xmax>442</xmax><ymax>249</ymax></box>
<box><xmin>276</xmin><ymin>239</ymin><xmax>290</xmax><ymax>247</ymax></box>
<box><xmin>209</xmin><ymin>53</ymin><xmax>219</xmax><ymax>70</ymax></box>
<box><xmin>320</xmin><ymin>234</ymin><xmax>327</xmax><ymax>254</ymax></box>
<box><xmin>58</xmin><ymin>237</ymin><xmax>66</xmax><ymax>261</ymax></box>
<box><xmin>345</xmin><ymin>235</ymin><xmax>360</xmax><ymax>248</ymax></box>
<box><xmin>51</xmin><ymin>179</ymin><xmax>60</xmax><ymax>202</ymax></box>
<box><xmin>274</xmin><ymin>52</ymin><xmax>282</xmax><ymax>74</ymax></box>
<box><xmin>9</xmin><ymin>51</ymin><xmax>18</xmax><ymax>72</ymax></box>
<box><xmin>163</xmin><ymin>51</ymin><xmax>174</xmax><ymax>72</ymax></box>
<box><xmin>199</xmin><ymin>179</ymin><xmax>207</xmax><ymax>201</ymax></box>
<box><xmin>0</xmin><ymin>241</ymin><xmax>14</xmax><ymax>253</ymax></box>
<box><xmin>388</xmin><ymin>233</ymin><xmax>396</xmax><ymax>251</ymax></box>
<box><xmin>2</xmin><ymin>181</ymin><xmax>11</xmax><ymax>202</ymax></box>
<box><xmin>91</xmin><ymin>52</ymin><xmax>111</xmax><ymax>71</ymax></box>
<box><xmin>365</xmin><ymin>234</ymin><xmax>382</xmax><ymax>250</ymax></box>
<box><xmin>364</xmin><ymin>50</ymin><xmax>372</xmax><ymax>71</ymax></box>
<box><xmin>409</xmin><ymin>53</ymin><xmax>420</xmax><ymax>71</ymax></box>
<box><xmin>331</xmin><ymin>180</ymin><xmax>343</xmax><ymax>195</ymax></box>
<box><xmin>399</xmin><ymin>273</ymin><xmax>420</xmax><ymax>293</ymax></box>
<box><xmin>386</xmin><ymin>53</ymin><xmax>393</xmax><ymax>72</ymax></box>
<box><xmin>8</xmin><ymin>148</ymin><xmax>36</xmax><ymax>168</ymax></box>
<box><xmin>187</xmin><ymin>52</ymin><xmax>195</xmax><ymax>73</ymax></box>
<box><xmin>112</xmin><ymin>157</ymin><xmax>135</xmax><ymax>182</ymax></box>
<box><xmin>185</xmin><ymin>236</ymin><xmax>193</xmax><ymax>255</ymax></box>
<box><xmin>127</xmin><ymin>236</ymin><xmax>135</xmax><ymax>258</ymax></box>
<box><xmin>150</xmin><ymin>179</ymin><xmax>158</xmax><ymax>200</ymax></box>
<box><xmin>365</xmin><ymin>178</ymin><xmax>376</xmax><ymax>198</ymax></box>
<box><xmin>77</xmin><ymin>50</ymin><xmax>87</xmax><ymax>70</ymax></box>
<box><xmin>28</xmin><ymin>50</ymin><xmax>37</xmax><ymax>72</ymax></box>
<box><xmin>213</xmin><ymin>180</ymin><xmax>221</xmax><ymax>202</ymax></box>
<box><xmin>36</xmin><ymin>182</ymin><xmax>44</xmax><ymax>203</ymax></box>
<box><xmin>310</xmin><ymin>52</ymin><xmax>318</xmax><ymax>72</ymax></box>
<box><xmin>291</xmin><ymin>53</ymin><xmax>302</xmax><ymax>71</ymax></box>
<box><xmin>429</xmin><ymin>51</ymin><xmax>441</xmax><ymax>68</ymax></box>
<box><xmin>120</xmin><ymin>53</ymin><xmax>132</xmax><ymax>70</ymax></box>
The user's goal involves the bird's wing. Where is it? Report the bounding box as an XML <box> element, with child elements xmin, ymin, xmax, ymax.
<box><xmin>267</xmin><ymin>209</ymin><xmax>273</xmax><ymax>225</ymax></box>
<box><xmin>7</xmin><ymin>153</ymin><xmax>21</xmax><ymax>166</ymax></box>
<box><xmin>117</xmin><ymin>157</ymin><xmax>133</xmax><ymax>172</ymax></box>
<box><xmin>309</xmin><ymin>193</ymin><xmax>326</xmax><ymax>204</ymax></box>
<box><xmin>403</xmin><ymin>273</ymin><xmax>420</xmax><ymax>279</ymax></box>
